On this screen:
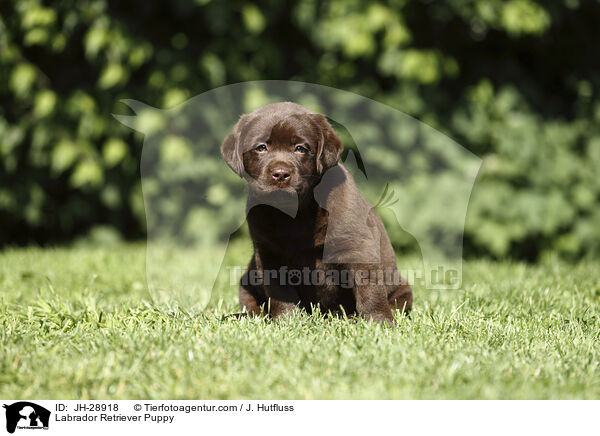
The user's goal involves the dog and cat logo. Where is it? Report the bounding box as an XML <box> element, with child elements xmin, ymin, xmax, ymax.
<box><xmin>2</xmin><ymin>402</ymin><xmax>50</xmax><ymax>433</ymax></box>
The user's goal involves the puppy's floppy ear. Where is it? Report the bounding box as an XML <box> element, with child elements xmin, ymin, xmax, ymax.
<box><xmin>221</xmin><ymin>133</ymin><xmax>243</xmax><ymax>175</ymax></box>
<box><xmin>221</xmin><ymin>115</ymin><xmax>248</xmax><ymax>176</ymax></box>
<box><xmin>311</xmin><ymin>114</ymin><xmax>343</xmax><ymax>174</ymax></box>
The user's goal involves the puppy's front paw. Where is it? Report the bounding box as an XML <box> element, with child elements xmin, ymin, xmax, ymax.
<box><xmin>267</xmin><ymin>299</ymin><xmax>298</xmax><ymax>319</ymax></box>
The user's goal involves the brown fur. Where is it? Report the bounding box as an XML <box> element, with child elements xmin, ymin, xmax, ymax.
<box><xmin>221</xmin><ymin>102</ymin><xmax>412</xmax><ymax>324</ymax></box>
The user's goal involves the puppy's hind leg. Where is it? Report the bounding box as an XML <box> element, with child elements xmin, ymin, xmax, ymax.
<box><xmin>239</xmin><ymin>285</ymin><xmax>266</xmax><ymax>316</ymax></box>
<box><xmin>222</xmin><ymin>276</ymin><xmax>265</xmax><ymax>320</ymax></box>
<box><xmin>388</xmin><ymin>278</ymin><xmax>413</xmax><ymax>314</ymax></box>
<box><xmin>239</xmin><ymin>260</ymin><xmax>267</xmax><ymax>316</ymax></box>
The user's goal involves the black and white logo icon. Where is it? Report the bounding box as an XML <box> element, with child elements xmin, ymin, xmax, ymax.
<box><xmin>3</xmin><ymin>402</ymin><xmax>50</xmax><ymax>434</ymax></box>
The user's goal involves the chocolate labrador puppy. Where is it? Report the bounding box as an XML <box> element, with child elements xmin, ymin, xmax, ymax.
<box><xmin>221</xmin><ymin>102</ymin><xmax>412</xmax><ymax>324</ymax></box>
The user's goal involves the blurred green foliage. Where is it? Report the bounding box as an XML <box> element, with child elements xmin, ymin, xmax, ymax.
<box><xmin>0</xmin><ymin>0</ymin><xmax>599</xmax><ymax>260</ymax></box>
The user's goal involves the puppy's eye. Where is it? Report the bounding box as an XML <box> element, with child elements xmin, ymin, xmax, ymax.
<box><xmin>255</xmin><ymin>144</ymin><xmax>268</xmax><ymax>152</ymax></box>
<box><xmin>295</xmin><ymin>145</ymin><xmax>309</xmax><ymax>154</ymax></box>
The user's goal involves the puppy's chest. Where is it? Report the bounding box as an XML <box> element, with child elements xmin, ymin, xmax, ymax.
<box><xmin>248</xmin><ymin>215</ymin><xmax>325</xmax><ymax>261</ymax></box>
<box><xmin>252</xmin><ymin>225</ymin><xmax>321</xmax><ymax>262</ymax></box>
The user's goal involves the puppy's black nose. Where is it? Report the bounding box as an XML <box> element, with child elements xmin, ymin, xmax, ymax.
<box><xmin>271</xmin><ymin>168</ymin><xmax>291</xmax><ymax>181</ymax></box>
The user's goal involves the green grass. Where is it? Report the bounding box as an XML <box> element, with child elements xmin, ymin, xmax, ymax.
<box><xmin>1</xmin><ymin>242</ymin><xmax>599</xmax><ymax>399</ymax></box>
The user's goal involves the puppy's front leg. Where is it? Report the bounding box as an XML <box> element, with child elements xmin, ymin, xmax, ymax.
<box><xmin>265</xmin><ymin>284</ymin><xmax>300</xmax><ymax>318</ymax></box>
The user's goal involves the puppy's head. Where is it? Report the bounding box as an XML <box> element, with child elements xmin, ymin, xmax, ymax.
<box><xmin>221</xmin><ymin>102</ymin><xmax>342</xmax><ymax>199</ymax></box>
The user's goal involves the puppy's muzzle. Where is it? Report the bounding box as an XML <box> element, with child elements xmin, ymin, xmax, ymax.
<box><xmin>266</xmin><ymin>162</ymin><xmax>294</xmax><ymax>187</ymax></box>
